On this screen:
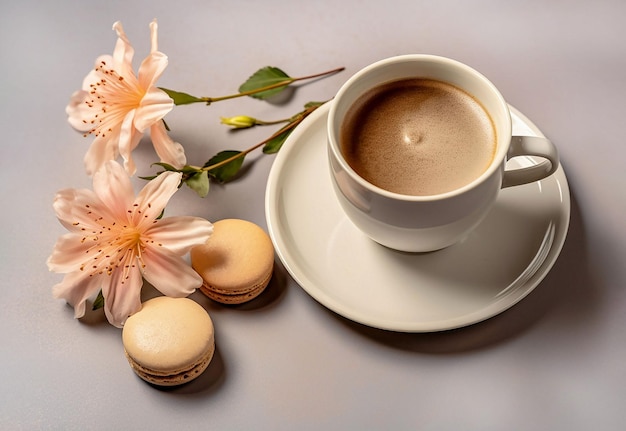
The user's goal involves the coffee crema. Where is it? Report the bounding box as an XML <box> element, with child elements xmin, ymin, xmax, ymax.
<box><xmin>340</xmin><ymin>78</ymin><xmax>497</xmax><ymax>196</ymax></box>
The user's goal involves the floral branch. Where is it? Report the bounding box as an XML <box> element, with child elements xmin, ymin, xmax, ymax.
<box><xmin>150</xmin><ymin>66</ymin><xmax>344</xmax><ymax>198</ymax></box>
<box><xmin>55</xmin><ymin>18</ymin><xmax>344</xmax><ymax>327</ymax></box>
<box><xmin>160</xmin><ymin>66</ymin><xmax>344</xmax><ymax>106</ymax></box>
<box><xmin>146</xmin><ymin>101</ymin><xmax>327</xmax><ymax>197</ymax></box>
<box><xmin>206</xmin><ymin>101</ymin><xmax>324</xmax><ymax>168</ymax></box>
<box><xmin>220</xmin><ymin>115</ymin><xmax>289</xmax><ymax>129</ymax></box>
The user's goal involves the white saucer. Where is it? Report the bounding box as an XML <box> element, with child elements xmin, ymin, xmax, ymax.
<box><xmin>265</xmin><ymin>102</ymin><xmax>570</xmax><ymax>332</ymax></box>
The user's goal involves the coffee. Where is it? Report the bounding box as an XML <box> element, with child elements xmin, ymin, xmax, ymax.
<box><xmin>340</xmin><ymin>78</ymin><xmax>496</xmax><ymax>196</ymax></box>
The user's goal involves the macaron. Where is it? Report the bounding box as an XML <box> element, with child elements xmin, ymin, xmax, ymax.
<box><xmin>122</xmin><ymin>297</ymin><xmax>215</xmax><ymax>386</ymax></box>
<box><xmin>190</xmin><ymin>219</ymin><xmax>274</xmax><ymax>304</ymax></box>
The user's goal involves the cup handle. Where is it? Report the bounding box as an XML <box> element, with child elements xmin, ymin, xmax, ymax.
<box><xmin>502</xmin><ymin>136</ymin><xmax>559</xmax><ymax>188</ymax></box>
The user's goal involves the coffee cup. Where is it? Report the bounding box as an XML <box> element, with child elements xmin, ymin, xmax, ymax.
<box><xmin>328</xmin><ymin>54</ymin><xmax>559</xmax><ymax>252</ymax></box>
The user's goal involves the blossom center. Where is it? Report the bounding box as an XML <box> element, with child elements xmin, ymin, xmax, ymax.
<box><xmin>80</xmin><ymin>213</ymin><xmax>149</xmax><ymax>282</ymax></box>
<box><xmin>82</xmin><ymin>60</ymin><xmax>145</xmax><ymax>139</ymax></box>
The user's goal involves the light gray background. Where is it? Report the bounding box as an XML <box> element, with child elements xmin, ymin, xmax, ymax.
<box><xmin>1</xmin><ymin>1</ymin><xmax>624</xmax><ymax>430</ymax></box>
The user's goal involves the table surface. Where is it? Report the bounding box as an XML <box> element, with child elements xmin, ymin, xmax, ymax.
<box><xmin>1</xmin><ymin>1</ymin><xmax>625</xmax><ymax>430</ymax></box>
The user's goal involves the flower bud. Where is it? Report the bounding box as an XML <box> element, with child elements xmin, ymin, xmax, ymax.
<box><xmin>220</xmin><ymin>115</ymin><xmax>257</xmax><ymax>129</ymax></box>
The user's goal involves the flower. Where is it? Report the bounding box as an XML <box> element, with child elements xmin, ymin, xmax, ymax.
<box><xmin>220</xmin><ymin>115</ymin><xmax>258</xmax><ymax>129</ymax></box>
<box><xmin>66</xmin><ymin>19</ymin><xmax>185</xmax><ymax>176</ymax></box>
<box><xmin>47</xmin><ymin>161</ymin><xmax>213</xmax><ymax>327</ymax></box>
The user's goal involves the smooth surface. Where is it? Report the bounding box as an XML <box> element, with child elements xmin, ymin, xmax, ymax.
<box><xmin>2</xmin><ymin>1</ymin><xmax>625</xmax><ymax>430</ymax></box>
<box><xmin>326</xmin><ymin>54</ymin><xmax>559</xmax><ymax>252</ymax></box>
<box><xmin>266</xmin><ymin>103</ymin><xmax>570</xmax><ymax>332</ymax></box>
<box><xmin>123</xmin><ymin>297</ymin><xmax>215</xmax><ymax>386</ymax></box>
<box><xmin>327</xmin><ymin>54</ymin><xmax>513</xmax><ymax>251</ymax></box>
<box><xmin>123</xmin><ymin>297</ymin><xmax>214</xmax><ymax>372</ymax></box>
<box><xmin>191</xmin><ymin>219</ymin><xmax>274</xmax><ymax>298</ymax></box>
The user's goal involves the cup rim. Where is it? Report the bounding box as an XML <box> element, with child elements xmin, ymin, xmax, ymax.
<box><xmin>328</xmin><ymin>54</ymin><xmax>511</xmax><ymax>202</ymax></box>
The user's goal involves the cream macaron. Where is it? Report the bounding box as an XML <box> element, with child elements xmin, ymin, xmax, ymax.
<box><xmin>122</xmin><ymin>297</ymin><xmax>215</xmax><ymax>386</ymax></box>
<box><xmin>191</xmin><ymin>219</ymin><xmax>274</xmax><ymax>304</ymax></box>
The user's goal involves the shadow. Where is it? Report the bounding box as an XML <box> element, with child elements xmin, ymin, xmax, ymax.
<box><xmin>529</xmin><ymin>179</ymin><xmax>603</xmax><ymax>328</ymax></box>
<box><xmin>77</xmin><ymin>301</ymin><xmax>108</xmax><ymax>326</ymax></box>
<box><xmin>207</xmin><ymin>151</ymin><xmax>265</xmax><ymax>185</ymax></box>
<box><xmin>369</xmin><ymin>201</ymin><xmax>555</xmax><ymax>299</ymax></box>
<box><xmin>235</xmin><ymin>261</ymin><xmax>289</xmax><ymax>310</ymax></box>
<box><xmin>139</xmin><ymin>282</ymin><xmax>165</xmax><ymax>302</ymax></box>
<box><xmin>260</xmin><ymin>86</ymin><xmax>295</xmax><ymax>106</ymax></box>
<box><xmin>138</xmin><ymin>265</ymin><xmax>289</xmax><ymax>397</ymax></box>
<box><xmin>199</xmin><ymin>260</ymin><xmax>289</xmax><ymax>313</ymax></box>
<box><xmin>77</xmin><ymin>298</ymin><xmax>124</xmax><ymax>339</ymax></box>
<box><xmin>259</xmin><ymin>70</ymin><xmax>343</xmax><ymax>106</ymax></box>
<box><xmin>313</xmin><ymin>185</ymin><xmax>597</xmax><ymax>354</ymax></box>
<box><xmin>148</xmin><ymin>345</ymin><xmax>226</xmax><ymax>396</ymax></box>
<box><xmin>77</xmin><ymin>256</ymin><xmax>288</xmax><ymax>330</ymax></box>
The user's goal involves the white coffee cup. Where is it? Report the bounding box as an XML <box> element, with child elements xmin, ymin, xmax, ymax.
<box><xmin>328</xmin><ymin>54</ymin><xmax>559</xmax><ymax>252</ymax></box>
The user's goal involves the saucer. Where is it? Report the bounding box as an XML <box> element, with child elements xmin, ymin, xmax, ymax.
<box><xmin>265</xmin><ymin>103</ymin><xmax>570</xmax><ymax>332</ymax></box>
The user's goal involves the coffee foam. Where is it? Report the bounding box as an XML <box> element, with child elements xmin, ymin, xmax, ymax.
<box><xmin>341</xmin><ymin>79</ymin><xmax>496</xmax><ymax>196</ymax></box>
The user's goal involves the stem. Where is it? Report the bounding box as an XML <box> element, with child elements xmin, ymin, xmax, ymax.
<box><xmin>202</xmin><ymin>102</ymin><xmax>326</xmax><ymax>172</ymax></box>
<box><xmin>201</xmin><ymin>66</ymin><xmax>344</xmax><ymax>104</ymax></box>
<box><xmin>202</xmin><ymin>80</ymin><xmax>295</xmax><ymax>103</ymax></box>
<box><xmin>255</xmin><ymin>118</ymin><xmax>290</xmax><ymax>126</ymax></box>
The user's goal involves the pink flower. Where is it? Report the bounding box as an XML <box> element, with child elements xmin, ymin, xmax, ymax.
<box><xmin>47</xmin><ymin>161</ymin><xmax>213</xmax><ymax>327</ymax></box>
<box><xmin>66</xmin><ymin>20</ymin><xmax>186</xmax><ymax>176</ymax></box>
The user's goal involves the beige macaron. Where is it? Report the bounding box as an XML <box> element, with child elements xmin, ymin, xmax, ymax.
<box><xmin>190</xmin><ymin>219</ymin><xmax>274</xmax><ymax>304</ymax></box>
<box><xmin>122</xmin><ymin>297</ymin><xmax>215</xmax><ymax>386</ymax></box>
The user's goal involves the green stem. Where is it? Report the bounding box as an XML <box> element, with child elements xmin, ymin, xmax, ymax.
<box><xmin>201</xmin><ymin>102</ymin><xmax>325</xmax><ymax>172</ymax></box>
<box><xmin>254</xmin><ymin>118</ymin><xmax>290</xmax><ymax>126</ymax></box>
<box><xmin>200</xmin><ymin>66</ymin><xmax>344</xmax><ymax>104</ymax></box>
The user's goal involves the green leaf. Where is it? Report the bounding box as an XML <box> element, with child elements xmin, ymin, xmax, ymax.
<box><xmin>152</xmin><ymin>162</ymin><xmax>178</xmax><ymax>171</ymax></box>
<box><xmin>159</xmin><ymin>87</ymin><xmax>204</xmax><ymax>105</ymax></box>
<box><xmin>238</xmin><ymin>67</ymin><xmax>292</xmax><ymax>100</ymax></box>
<box><xmin>92</xmin><ymin>290</ymin><xmax>104</xmax><ymax>311</ymax></box>
<box><xmin>185</xmin><ymin>171</ymin><xmax>210</xmax><ymax>198</ymax></box>
<box><xmin>204</xmin><ymin>150</ymin><xmax>245</xmax><ymax>183</ymax></box>
<box><xmin>180</xmin><ymin>165</ymin><xmax>202</xmax><ymax>175</ymax></box>
<box><xmin>304</xmin><ymin>101</ymin><xmax>325</xmax><ymax>109</ymax></box>
<box><xmin>263</xmin><ymin>127</ymin><xmax>294</xmax><ymax>154</ymax></box>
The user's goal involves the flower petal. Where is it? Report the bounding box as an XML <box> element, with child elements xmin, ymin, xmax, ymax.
<box><xmin>149</xmin><ymin>19</ymin><xmax>158</xmax><ymax>53</ymax></box>
<box><xmin>82</xmin><ymin>55</ymin><xmax>113</xmax><ymax>91</ymax></box>
<box><xmin>102</xmin><ymin>263</ymin><xmax>143</xmax><ymax>327</ymax></box>
<box><xmin>92</xmin><ymin>161</ymin><xmax>134</xmax><ymax>220</ymax></box>
<box><xmin>141</xmin><ymin>246</ymin><xmax>202</xmax><ymax>297</ymax></box>
<box><xmin>47</xmin><ymin>233</ymin><xmax>95</xmax><ymax>273</ymax></box>
<box><xmin>52</xmin><ymin>188</ymin><xmax>114</xmax><ymax>232</ymax></box>
<box><xmin>117</xmin><ymin>110</ymin><xmax>143</xmax><ymax>176</ymax></box>
<box><xmin>84</xmin><ymin>132</ymin><xmax>121</xmax><ymax>176</ymax></box>
<box><xmin>134</xmin><ymin>85</ymin><xmax>172</xmax><ymax>132</ymax></box>
<box><xmin>52</xmin><ymin>270</ymin><xmax>104</xmax><ymax>319</ymax></box>
<box><xmin>66</xmin><ymin>90</ymin><xmax>92</xmax><ymax>132</ymax></box>
<box><xmin>137</xmin><ymin>20</ymin><xmax>165</xmax><ymax>90</ymax></box>
<box><xmin>132</xmin><ymin>170</ymin><xmax>181</xmax><ymax>224</ymax></box>
<box><xmin>146</xmin><ymin>216</ymin><xmax>213</xmax><ymax>254</ymax></box>
<box><xmin>149</xmin><ymin>121</ymin><xmax>186</xmax><ymax>169</ymax></box>
<box><xmin>138</xmin><ymin>53</ymin><xmax>169</xmax><ymax>96</ymax></box>
<box><xmin>111</xmin><ymin>21</ymin><xmax>135</xmax><ymax>78</ymax></box>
